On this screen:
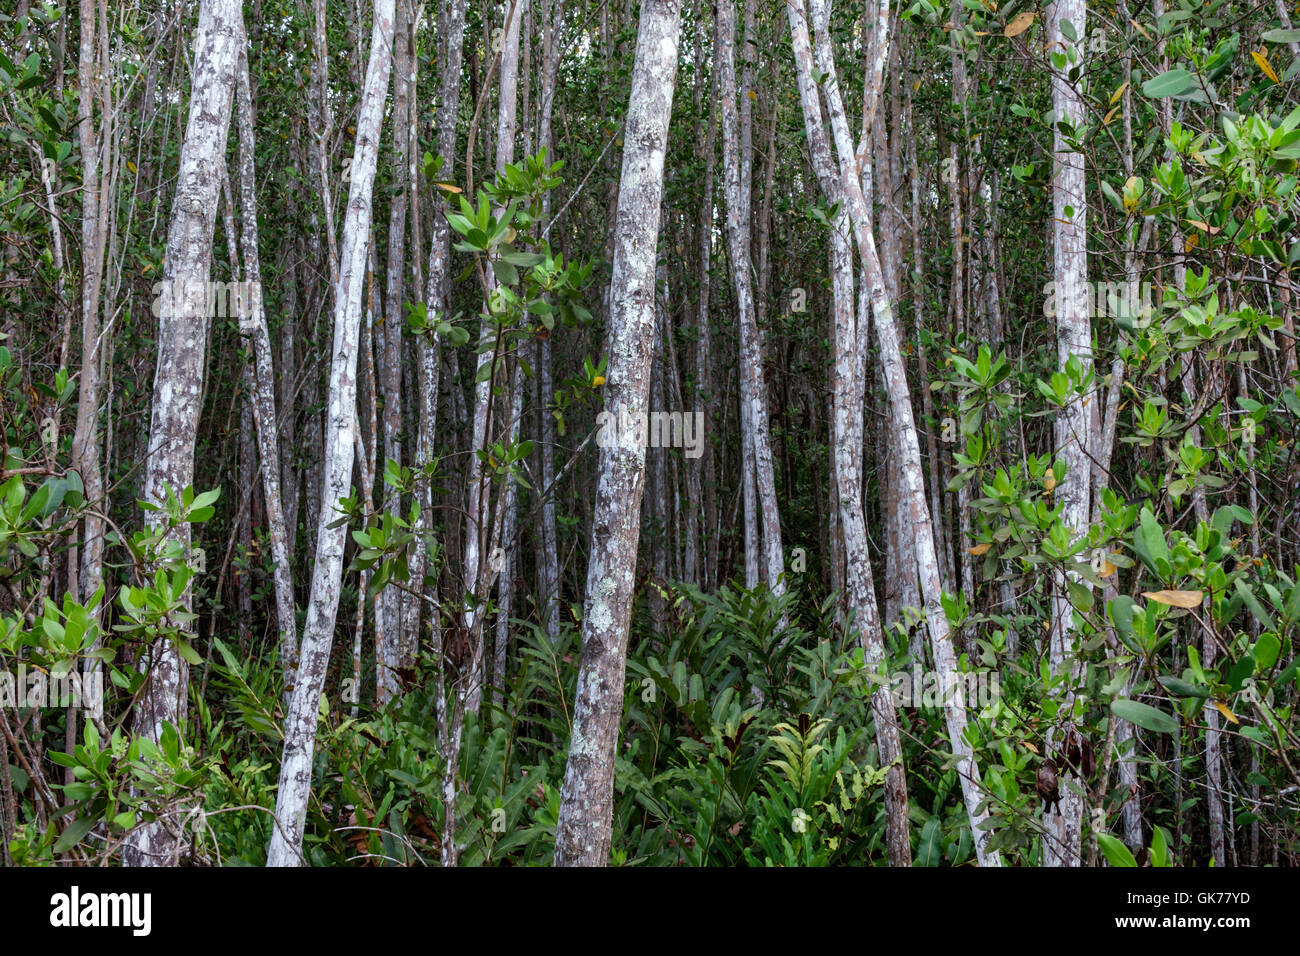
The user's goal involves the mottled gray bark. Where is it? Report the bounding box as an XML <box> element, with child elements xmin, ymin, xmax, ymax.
<box><xmin>376</xmin><ymin>0</ymin><xmax>412</xmax><ymax>705</ymax></box>
<box><xmin>553</xmin><ymin>0</ymin><xmax>683</xmax><ymax>867</ymax></box>
<box><xmin>788</xmin><ymin>0</ymin><xmax>909</xmax><ymax>866</ymax></box>
<box><xmin>267</xmin><ymin>0</ymin><xmax>396</xmax><ymax>867</ymax></box>
<box><xmin>124</xmin><ymin>0</ymin><xmax>241</xmax><ymax>868</ymax></box>
<box><xmin>719</xmin><ymin>0</ymin><xmax>783</xmax><ymax>595</ymax></box>
<box><xmin>797</xmin><ymin>0</ymin><xmax>1001</xmax><ymax>865</ymax></box>
<box><xmin>1043</xmin><ymin>0</ymin><xmax>1090</xmax><ymax>868</ymax></box>
<box><xmin>234</xmin><ymin>29</ymin><xmax>298</xmax><ymax>701</ymax></box>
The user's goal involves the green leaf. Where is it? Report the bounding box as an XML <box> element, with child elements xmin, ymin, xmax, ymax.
<box><xmin>1111</xmin><ymin>698</ymin><xmax>1180</xmax><ymax>734</ymax></box>
<box><xmin>175</xmin><ymin>639</ymin><xmax>203</xmax><ymax>666</ymax></box>
<box><xmin>1235</xmin><ymin>579</ymin><xmax>1274</xmax><ymax>630</ymax></box>
<box><xmin>1158</xmin><ymin>675</ymin><xmax>1209</xmax><ymax>698</ymax></box>
<box><xmin>53</xmin><ymin>814</ymin><xmax>96</xmax><ymax>854</ymax></box>
<box><xmin>1097</xmin><ymin>832</ymin><xmax>1138</xmax><ymax>867</ymax></box>
<box><xmin>1134</xmin><ymin>507</ymin><xmax>1170</xmax><ymax>577</ymax></box>
<box><xmin>1262</xmin><ymin>28</ymin><xmax>1300</xmax><ymax>43</ymax></box>
<box><xmin>1142</xmin><ymin>69</ymin><xmax>1194</xmax><ymax>99</ymax></box>
<box><xmin>916</xmin><ymin>816</ymin><xmax>942</xmax><ymax>866</ymax></box>
<box><xmin>1150</xmin><ymin>825</ymin><xmax>1170</xmax><ymax>867</ymax></box>
<box><xmin>1255</xmin><ymin>633</ymin><xmax>1281</xmax><ymax>671</ymax></box>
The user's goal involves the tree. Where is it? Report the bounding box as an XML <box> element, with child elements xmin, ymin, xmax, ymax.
<box><xmin>123</xmin><ymin>0</ymin><xmax>241</xmax><ymax>868</ymax></box>
<box><xmin>1043</xmin><ymin>0</ymin><xmax>1089</xmax><ymax>868</ymax></box>
<box><xmin>266</xmin><ymin>0</ymin><xmax>397</xmax><ymax>868</ymax></box>
<box><xmin>553</xmin><ymin>0</ymin><xmax>684</xmax><ymax>867</ymax></box>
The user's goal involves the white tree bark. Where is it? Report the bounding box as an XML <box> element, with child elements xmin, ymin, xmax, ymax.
<box><xmin>718</xmin><ymin>0</ymin><xmax>783</xmax><ymax>595</ymax></box>
<box><xmin>462</xmin><ymin>0</ymin><xmax>524</xmax><ymax>715</ymax></box>
<box><xmin>124</xmin><ymin>0</ymin><xmax>241</xmax><ymax>868</ymax></box>
<box><xmin>1043</xmin><ymin>0</ymin><xmax>1090</xmax><ymax>868</ymax></box>
<box><xmin>376</xmin><ymin>0</ymin><xmax>412</xmax><ymax>705</ymax></box>
<box><xmin>233</xmin><ymin>27</ymin><xmax>298</xmax><ymax>702</ymax></box>
<box><xmin>267</xmin><ymin>0</ymin><xmax>396</xmax><ymax>867</ymax></box>
<box><xmin>794</xmin><ymin>0</ymin><xmax>1002</xmax><ymax>865</ymax></box>
<box><xmin>408</xmin><ymin>0</ymin><xmax>468</xmax><ymax>684</ymax></box>
<box><xmin>553</xmin><ymin>0</ymin><xmax>683</xmax><ymax>866</ymax></box>
<box><xmin>534</xmin><ymin>0</ymin><xmax>566</xmax><ymax>642</ymax></box>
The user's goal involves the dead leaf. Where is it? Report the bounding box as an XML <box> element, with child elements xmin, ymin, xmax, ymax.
<box><xmin>1004</xmin><ymin>11</ymin><xmax>1035</xmax><ymax>37</ymax></box>
<box><xmin>1185</xmin><ymin>219</ymin><xmax>1221</xmax><ymax>235</ymax></box>
<box><xmin>1213</xmin><ymin>701</ymin><xmax>1239</xmax><ymax>725</ymax></box>
<box><xmin>435</xmin><ymin>182</ymin><xmax>463</xmax><ymax>193</ymax></box>
<box><xmin>1252</xmin><ymin>49</ymin><xmax>1281</xmax><ymax>84</ymax></box>
<box><xmin>1141</xmin><ymin>589</ymin><xmax>1204</xmax><ymax>608</ymax></box>
<box><xmin>968</xmin><ymin>542</ymin><xmax>992</xmax><ymax>556</ymax></box>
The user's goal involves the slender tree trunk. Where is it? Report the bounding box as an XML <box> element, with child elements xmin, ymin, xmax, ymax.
<box><xmin>1042</xmin><ymin>0</ymin><xmax>1090</xmax><ymax>868</ymax></box>
<box><xmin>233</xmin><ymin>31</ymin><xmax>298</xmax><ymax>701</ymax></box>
<box><xmin>125</xmin><ymin>0</ymin><xmax>241</xmax><ymax>867</ymax></box>
<box><xmin>695</xmin><ymin>19</ymin><xmax>718</xmax><ymax>592</ymax></box>
<box><xmin>267</xmin><ymin>0</ymin><xmax>396</xmax><ymax>867</ymax></box>
<box><xmin>463</xmin><ymin>0</ymin><xmax>524</xmax><ymax>715</ymax></box>
<box><xmin>73</xmin><ymin>0</ymin><xmax>108</xmax><ymax>614</ymax></box>
<box><xmin>553</xmin><ymin>0</ymin><xmax>683</xmax><ymax>866</ymax></box>
<box><xmin>795</xmin><ymin>0</ymin><xmax>1001</xmax><ymax>865</ymax></box>
<box><xmin>535</xmin><ymin>0</ymin><xmax>566</xmax><ymax>641</ymax></box>
<box><xmin>719</xmin><ymin>0</ymin><xmax>783</xmax><ymax>595</ymax></box>
<box><xmin>376</xmin><ymin>0</ymin><xmax>413</xmax><ymax>705</ymax></box>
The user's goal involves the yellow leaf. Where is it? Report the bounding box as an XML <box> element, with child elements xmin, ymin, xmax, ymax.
<box><xmin>1004</xmin><ymin>11</ymin><xmax>1035</xmax><ymax>37</ymax></box>
<box><xmin>1021</xmin><ymin>741</ymin><xmax>1040</xmax><ymax>754</ymax></box>
<box><xmin>1141</xmin><ymin>589</ymin><xmax>1204</xmax><ymax>608</ymax></box>
<box><xmin>1122</xmin><ymin>175</ymin><xmax>1142</xmax><ymax>214</ymax></box>
<box><xmin>592</xmin><ymin>375</ymin><xmax>606</xmax><ymax>387</ymax></box>
<box><xmin>1100</xmin><ymin>558</ymin><xmax>1117</xmax><ymax>577</ymax></box>
<box><xmin>127</xmin><ymin>161</ymin><xmax>138</xmax><ymax>174</ymax></box>
<box><xmin>1104</xmin><ymin>104</ymin><xmax>1121</xmax><ymax>126</ymax></box>
<box><xmin>747</xmin><ymin>89</ymin><xmax>756</xmax><ymax>100</ymax></box>
<box><xmin>968</xmin><ymin>542</ymin><xmax>992</xmax><ymax>556</ymax></box>
<box><xmin>1109</xmin><ymin>81</ymin><xmax>1129</xmax><ymax>106</ymax></box>
<box><xmin>435</xmin><ymin>182</ymin><xmax>462</xmax><ymax>193</ymax></box>
<box><xmin>1043</xmin><ymin>468</ymin><xmax>1057</xmax><ymax>493</ymax></box>
<box><xmin>1130</xmin><ymin>18</ymin><xmax>1153</xmax><ymax>43</ymax></box>
<box><xmin>1213</xmin><ymin>701</ymin><xmax>1239</xmax><ymax>725</ymax></box>
<box><xmin>1185</xmin><ymin>219</ymin><xmax>1221</xmax><ymax>235</ymax></box>
<box><xmin>1252</xmin><ymin>49</ymin><xmax>1281</xmax><ymax>84</ymax></box>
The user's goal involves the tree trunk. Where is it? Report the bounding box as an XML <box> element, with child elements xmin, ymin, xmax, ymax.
<box><xmin>233</xmin><ymin>31</ymin><xmax>299</xmax><ymax>702</ymax></box>
<box><xmin>797</xmin><ymin>0</ymin><xmax>1002</xmax><ymax>865</ymax></box>
<box><xmin>124</xmin><ymin>0</ymin><xmax>241</xmax><ymax>868</ymax></box>
<box><xmin>267</xmin><ymin>0</ymin><xmax>396</xmax><ymax>867</ymax></box>
<box><xmin>1042</xmin><ymin>0</ymin><xmax>1090</xmax><ymax>868</ymax></box>
<box><xmin>553</xmin><ymin>0</ymin><xmax>683</xmax><ymax>866</ymax></box>
<box><xmin>718</xmin><ymin>0</ymin><xmax>783</xmax><ymax>595</ymax></box>
<box><xmin>376</xmin><ymin>0</ymin><xmax>413</xmax><ymax>705</ymax></box>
